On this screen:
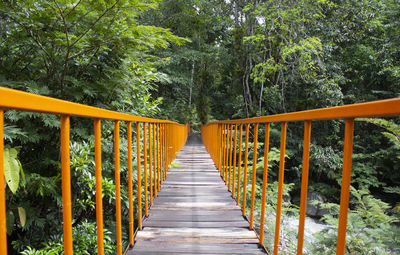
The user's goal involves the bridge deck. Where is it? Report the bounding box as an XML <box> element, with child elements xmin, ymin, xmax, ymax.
<box><xmin>127</xmin><ymin>135</ymin><xmax>266</xmax><ymax>254</ymax></box>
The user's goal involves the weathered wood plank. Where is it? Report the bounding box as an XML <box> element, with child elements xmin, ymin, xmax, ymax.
<box><xmin>143</xmin><ymin>221</ymin><xmax>249</xmax><ymax>228</ymax></box>
<box><xmin>154</xmin><ymin>197</ymin><xmax>235</xmax><ymax>203</ymax></box>
<box><xmin>131</xmin><ymin>242</ymin><xmax>265</xmax><ymax>254</ymax></box>
<box><xmin>148</xmin><ymin>209</ymin><xmax>243</xmax><ymax>216</ymax></box>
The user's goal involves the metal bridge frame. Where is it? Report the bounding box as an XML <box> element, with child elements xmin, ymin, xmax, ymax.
<box><xmin>1</xmin><ymin>86</ymin><xmax>399</xmax><ymax>254</ymax></box>
<box><xmin>201</xmin><ymin>97</ymin><xmax>400</xmax><ymax>255</ymax></box>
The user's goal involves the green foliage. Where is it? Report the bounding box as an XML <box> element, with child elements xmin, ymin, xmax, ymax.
<box><xmin>384</xmin><ymin>187</ymin><xmax>400</xmax><ymax>213</ymax></box>
<box><xmin>0</xmin><ymin>0</ymin><xmax>185</xmax><ymax>252</ymax></box>
<box><xmin>3</xmin><ymin>124</ymin><xmax>28</xmax><ymax>143</ymax></box>
<box><xmin>1</xmin><ymin>0</ymin><xmax>400</xmax><ymax>253</ymax></box>
<box><xmin>358</xmin><ymin>118</ymin><xmax>400</xmax><ymax>158</ymax></box>
<box><xmin>19</xmin><ymin>221</ymin><xmax>115</xmax><ymax>255</ymax></box>
<box><xmin>312</xmin><ymin>187</ymin><xmax>400</xmax><ymax>254</ymax></box>
<box><xmin>309</xmin><ymin>144</ymin><xmax>342</xmax><ymax>181</ymax></box>
<box><xmin>70</xmin><ymin>141</ymin><xmax>115</xmax><ymax>211</ymax></box>
<box><xmin>259</xmin><ymin>182</ymin><xmax>297</xmax><ymax>254</ymax></box>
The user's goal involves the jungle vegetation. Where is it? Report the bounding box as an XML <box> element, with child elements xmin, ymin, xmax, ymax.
<box><xmin>0</xmin><ymin>0</ymin><xmax>399</xmax><ymax>254</ymax></box>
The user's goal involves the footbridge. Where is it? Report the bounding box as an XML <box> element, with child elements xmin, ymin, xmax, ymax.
<box><xmin>0</xmin><ymin>87</ymin><xmax>399</xmax><ymax>255</ymax></box>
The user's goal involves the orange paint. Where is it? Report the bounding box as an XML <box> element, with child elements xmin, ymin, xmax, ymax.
<box><xmin>259</xmin><ymin>123</ymin><xmax>270</xmax><ymax>244</ymax></box>
<box><xmin>94</xmin><ymin>119</ymin><xmax>105</xmax><ymax>252</ymax></box>
<box><xmin>136</xmin><ymin>123</ymin><xmax>142</xmax><ymax>230</ymax></box>
<box><xmin>336</xmin><ymin>119</ymin><xmax>355</xmax><ymax>255</ymax></box>
<box><xmin>114</xmin><ymin>121</ymin><xmax>122</xmax><ymax>255</ymax></box>
<box><xmin>297</xmin><ymin>121</ymin><xmax>311</xmax><ymax>254</ymax></box>
<box><xmin>60</xmin><ymin>116</ymin><xmax>73</xmax><ymax>255</ymax></box>
<box><xmin>0</xmin><ymin>110</ymin><xmax>7</xmax><ymax>255</ymax></box>
<box><xmin>249</xmin><ymin>124</ymin><xmax>259</xmax><ymax>230</ymax></box>
<box><xmin>242</xmin><ymin>124</ymin><xmax>250</xmax><ymax>216</ymax></box>
<box><xmin>232</xmin><ymin>124</ymin><xmax>238</xmax><ymax>196</ymax></box>
<box><xmin>149</xmin><ymin>123</ymin><xmax>153</xmax><ymax>206</ymax></box>
<box><xmin>127</xmin><ymin>122</ymin><xmax>134</xmax><ymax>246</ymax></box>
<box><xmin>273</xmin><ymin>122</ymin><xmax>287</xmax><ymax>255</ymax></box>
<box><xmin>236</xmin><ymin>124</ymin><xmax>243</xmax><ymax>205</ymax></box>
<box><xmin>143</xmin><ymin>123</ymin><xmax>148</xmax><ymax>217</ymax></box>
<box><xmin>228</xmin><ymin>125</ymin><xmax>233</xmax><ymax>190</ymax></box>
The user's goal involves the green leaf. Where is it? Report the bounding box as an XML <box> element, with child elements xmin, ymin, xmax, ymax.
<box><xmin>18</xmin><ymin>207</ymin><xmax>26</xmax><ymax>227</ymax></box>
<box><xmin>6</xmin><ymin>210</ymin><xmax>14</xmax><ymax>235</ymax></box>
<box><xmin>4</xmin><ymin>148</ymin><xmax>20</xmax><ymax>193</ymax></box>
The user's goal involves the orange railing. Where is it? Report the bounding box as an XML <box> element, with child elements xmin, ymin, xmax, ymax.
<box><xmin>0</xmin><ymin>87</ymin><xmax>189</xmax><ymax>255</ymax></box>
<box><xmin>201</xmin><ymin>98</ymin><xmax>400</xmax><ymax>255</ymax></box>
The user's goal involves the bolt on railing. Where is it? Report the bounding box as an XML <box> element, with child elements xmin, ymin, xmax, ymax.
<box><xmin>201</xmin><ymin>98</ymin><xmax>400</xmax><ymax>255</ymax></box>
<box><xmin>0</xmin><ymin>87</ymin><xmax>189</xmax><ymax>255</ymax></box>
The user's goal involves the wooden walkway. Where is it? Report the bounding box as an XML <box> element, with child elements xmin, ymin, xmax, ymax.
<box><xmin>127</xmin><ymin>134</ymin><xmax>266</xmax><ymax>255</ymax></box>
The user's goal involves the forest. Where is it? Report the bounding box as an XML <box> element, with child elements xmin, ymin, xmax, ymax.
<box><xmin>0</xmin><ymin>0</ymin><xmax>399</xmax><ymax>254</ymax></box>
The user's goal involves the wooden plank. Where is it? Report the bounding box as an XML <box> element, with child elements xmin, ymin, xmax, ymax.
<box><xmin>137</xmin><ymin>227</ymin><xmax>257</xmax><ymax>238</ymax></box>
<box><xmin>146</xmin><ymin>216</ymin><xmax>245</xmax><ymax>222</ymax></box>
<box><xmin>154</xmin><ymin>197</ymin><xmax>234</xmax><ymax>203</ymax></box>
<box><xmin>148</xmin><ymin>209</ymin><xmax>243</xmax><ymax>217</ymax></box>
<box><xmin>128</xmin><ymin>242</ymin><xmax>265</xmax><ymax>254</ymax></box>
<box><xmin>164</xmin><ymin>176</ymin><xmax>223</xmax><ymax>180</ymax></box>
<box><xmin>150</xmin><ymin>203</ymin><xmax>240</xmax><ymax>210</ymax></box>
<box><xmin>132</xmin><ymin>242</ymin><xmax>261</xmax><ymax>250</ymax></box>
<box><xmin>143</xmin><ymin>221</ymin><xmax>249</xmax><ymax>228</ymax></box>
<box><xmin>161</xmin><ymin>181</ymin><xmax>227</xmax><ymax>186</ymax></box>
<box><xmin>129</xmin><ymin>251</ymin><xmax>265</xmax><ymax>255</ymax></box>
<box><xmin>145</xmin><ymin>215</ymin><xmax>245</xmax><ymax>222</ymax></box>
<box><xmin>156</xmin><ymin>192</ymin><xmax>230</xmax><ymax>197</ymax></box>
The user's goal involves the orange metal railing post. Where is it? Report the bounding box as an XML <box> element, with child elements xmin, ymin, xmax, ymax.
<box><xmin>297</xmin><ymin>121</ymin><xmax>311</xmax><ymax>254</ymax></box>
<box><xmin>143</xmin><ymin>123</ymin><xmax>148</xmax><ymax>217</ymax></box>
<box><xmin>157</xmin><ymin>124</ymin><xmax>161</xmax><ymax>191</ymax></box>
<box><xmin>114</xmin><ymin>121</ymin><xmax>122</xmax><ymax>255</ymax></box>
<box><xmin>149</xmin><ymin>123</ymin><xmax>153</xmax><ymax>206</ymax></box>
<box><xmin>162</xmin><ymin>124</ymin><xmax>165</xmax><ymax>181</ymax></box>
<box><xmin>163</xmin><ymin>124</ymin><xmax>167</xmax><ymax>179</ymax></box>
<box><xmin>160</xmin><ymin>124</ymin><xmax>163</xmax><ymax>182</ymax></box>
<box><xmin>273</xmin><ymin>122</ymin><xmax>288</xmax><ymax>255</ymax></box>
<box><xmin>336</xmin><ymin>119</ymin><xmax>355</xmax><ymax>255</ymax></box>
<box><xmin>222</xmin><ymin>124</ymin><xmax>226</xmax><ymax>178</ymax></box>
<box><xmin>0</xmin><ymin>110</ymin><xmax>7</xmax><ymax>255</ymax></box>
<box><xmin>166</xmin><ymin>125</ymin><xmax>169</xmax><ymax>176</ymax></box>
<box><xmin>164</xmin><ymin>124</ymin><xmax>166</xmax><ymax>177</ymax></box>
<box><xmin>228</xmin><ymin>125</ymin><xmax>233</xmax><ymax>190</ymax></box>
<box><xmin>242</xmin><ymin>124</ymin><xmax>250</xmax><ymax>216</ymax></box>
<box><xmin>136</xmin><ymin>123</ymin><xmax>142</xmax><ymax>230</ymax></box>
<box><xmin>224</xmin><ymin>124</ymin><xmax>228</xmax><ymax>180</ymax></box>
<box><xmin>232</xmin><ymin>124</ymin><xmax>238</xmax><ymax>196</ymax></box>
<box><xmin>60</xmin><ymin>115</ymin><xmax>73</xmax><ymax>255</ymax></box>
<box><xmin>224</xmin><ymin>124</ymin><xmax>228</xmax><ymax>181</ymax></box>
<box><xmin>218</xmin><ymin>124</ymin><xmax>223</xmax><ymax>171</ymax></box>
<box><xmin>158</xmin><ymin>124</ymin><xmax>164</xmax><ymax>181</ymax></box>
<box><xmin>94</xmin><ymin>119</ymin><xmax>105</xmax><ymax>253</ymax></box>
<box><xmin>127</xmin><ymin>122</ymin><xmax>134</xmax><ymax>246</ymax></box>
<box><xmin>249</xmin><ymin>124</ymin><xmax>259</xmax><ymax>229</ymax></box>
<box><xmin>236</xmin><ymin>124</ymin><xmax>243</xmax><ymax>205</ymax></box>
<box><xmin>153</xmin><ymin>124</ymin><xmax>158</xmax><ymax>197</ymax></box>
<box><xmin>259</xmin><ymin>123</ymin><xmax>270</xmax><ymax>244</ymax></box>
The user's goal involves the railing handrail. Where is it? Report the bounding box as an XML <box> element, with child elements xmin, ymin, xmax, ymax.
<box><xmin>0</xmin><ymin>87</ymin><xmax>189</xmax><ymax>255</ymax></box>
<box><xmin>201</xmin><ymin>97</ymin><xmax>400</xmax><ymax>255</ymax></box>
<box><xmin>208</xmin><ymin>97</ymin><xmax>400</xmax><ymax>124</ymax></box>
<box><xmin>0</xmin><ymin>87</ymin><xmax>181</xmax><ymax>124</ymax></box>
